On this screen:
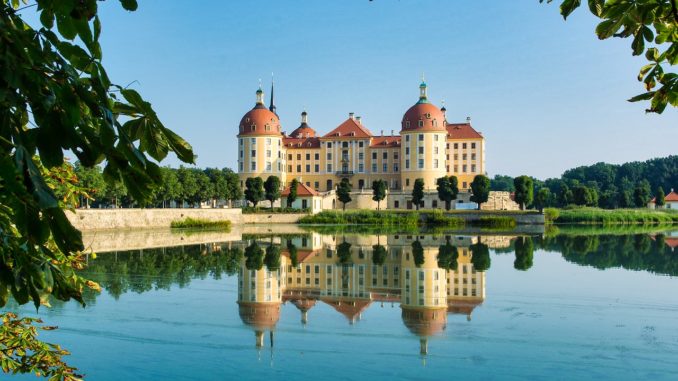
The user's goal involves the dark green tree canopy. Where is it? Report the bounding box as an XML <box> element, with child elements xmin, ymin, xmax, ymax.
<box><xmin>470</xmin><ymin>175</ymin><xmax>491</xmax><ymax>210</ymax></box>
<box><xmin>513</xmin><ymin>176</ymin><xmax>534</xmax><ymax>210</ymax></box>
<box><xmin>244</xmin><ymin>177</ymin><xmax>264</xmax><ymax>207</ymax></box>
<box><xmin>371</xmin><ymin>179</ymin><xmax>387</xmax><ymax>210</ymax></box>
<box><xmin>337</xmin><ymin>178</ymin><xmax>352</xmax><ymax>210</ymax></box>
<box><xmin>436</xmin><ymin>176</ymin><xmax>459</xmax><ymax>210</ymax></box>
<box><xmin>264</xmin><ymin>175</ymin><xmax>281</xmax><ymax>208</ymax></box>
<box><xmin>412</xmin><ymin>178</ymin><xmax>425</xmax><ymax>210</ymax></box>
<box><xmin>287</xmin><ymin>178</ymin><xmax>299</xmax><ymax>207</ymax></box>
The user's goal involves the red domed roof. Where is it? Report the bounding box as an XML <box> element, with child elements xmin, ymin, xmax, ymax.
<box><xmin>401</xmin><ymin>102</ymin><xmax>446</xmax><ymax>132</ymax></box>
<box><xmin>289</xmin><ymin>123</ymin><xmax>316</xmax><ymax>138</ymax></box>
<box><xmin>401</xmin><ymin>306</ymin><xmax>448</xmax><ymax>336</ymax></box>
<box><xmin>238</xmin><ymin>301</ymin><xmax>281</xmax><ymax>330</ymax></box>
<box><xmin>239</xmin><ymin>106</ymin><xmax>282</xmax><ymax>136</ymax></box>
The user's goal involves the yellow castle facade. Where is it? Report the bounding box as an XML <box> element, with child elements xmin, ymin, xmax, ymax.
<box><xmin>237</xmin><ymin>81</ymin><xmax>486</xmax><ymax>195</ymax></box>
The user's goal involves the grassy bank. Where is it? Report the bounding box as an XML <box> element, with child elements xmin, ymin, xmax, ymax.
<box><xmin>547</xmin><ymin>207</ymin><xmax>678</xmax><ymax>225</ymax></box>
<box><xmin>242</xmin><ymin>207</ymin><xmax>310</xmax><ymax>214</ymax></box>
<box><xmin>299</xmin><ymin>210</ymin><xmax>421</xmax><ymax>227</ymax></box>
<box><xmin>298</xmin><ymin>210</ymin><xmax>519</xmax><ymax>229</ymax></box>
<box><xmin>170</xmin><ymin>217</ymin><xmax>231</xmax><ymax>230</ymax></box>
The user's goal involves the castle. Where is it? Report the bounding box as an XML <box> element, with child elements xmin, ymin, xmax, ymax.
<box><xmin>237</xmin><ymin>80</ymin><xmax>490</xmax><ymax>210</ymax></box>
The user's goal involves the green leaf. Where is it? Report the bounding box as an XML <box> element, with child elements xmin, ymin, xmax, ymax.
<box><xmin>55</xmin><ymin>12</ymin><xmax>77</xmax><ymax>40</ymax></box>
<box><xmin>587</xmin><ymin>0</ymin><xmax>603</xmax><ymax>17</ymax></box>
<box><xmin>40</xmin><ymin>9</ymin><xmax>55</xmax><ymax>29</ymax></box>
<box><xmin>120</xmin><ymin>0</ymin><xmax>138</xmax><ymax>11</ymax></box>
<box><xmin>595</xmin><ymin>18</ymin><xmax>624</xmax><ymax>39</ymax></box>
<box><xmin>631</xmin><ymin>32</ymin><xmax>644</xmax><ymax>56</ymax></box>
<box><xmin>560</xmin><ymin>0</ymin><xmax>581</xmax><ymax>20</ymax></box>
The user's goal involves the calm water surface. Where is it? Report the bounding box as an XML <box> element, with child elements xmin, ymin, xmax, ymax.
<box><xmin>7</xmin><ymin>229</ymin><xmax>678</xmax><ymax>380</ymax></box>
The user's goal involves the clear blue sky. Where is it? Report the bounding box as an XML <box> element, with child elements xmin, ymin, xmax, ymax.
<box><xmin>38</xmin><ymin>1</ymin><xmax>678</xmax><ymax>179</ymax></box>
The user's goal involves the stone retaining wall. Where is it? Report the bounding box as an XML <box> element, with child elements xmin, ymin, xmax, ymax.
<box><xmin>66</xmin><ymin>208</ymin><xmax>243</xmax><ymax>231</ymax></box>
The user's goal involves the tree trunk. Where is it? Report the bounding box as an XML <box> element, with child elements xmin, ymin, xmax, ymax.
<box><xmin>445</xmin><ymin>201</ymin><xmax>450</xmax><ymax>211</ymax></box>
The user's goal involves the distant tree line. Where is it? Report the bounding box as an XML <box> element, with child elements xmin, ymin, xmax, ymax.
<box><xmin>73</xmin><ymin>162</ymin><xmax>242</xmax><ymax>208</ymax></box>
<box><xmin>490</xmin><ymin>155</ymin><xmax>678</xmax><ymax>209</ymax></box>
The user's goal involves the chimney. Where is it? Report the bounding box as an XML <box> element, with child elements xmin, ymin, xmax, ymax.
<box><xmin>380</xmin><ymin>130</ymin><xmax>384</xmax><ymax>136</ymax></box>
<box><xmin>349</xmin><ymin>112</ymin><xmax>355</xmax><ymax>120</ymax></box>
<box><xmin>466</xmin><ymin>116</ymin><xmax>471</xmax><ymax>123</ymax></box>
<box><xmin>356</xmin><ymin>116</ymin><xmax>362</xmax><ymax>124</ymax></box>
<box><xmin>391</xmin><ymin>129</ymin><xmax>394</xmax><ymax>136</ymax></box>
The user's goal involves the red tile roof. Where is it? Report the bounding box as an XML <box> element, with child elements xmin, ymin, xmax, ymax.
<box><xmin>369</xmin><ymin>136</ymin><xmax>401</xmax><ymax>148</ymax></box>
<box><xmin>665</xmin><ymin>238</ymin><xmax>678</xmax><ymax>249</ymax></box>
<box><xmin>320</xmin><ymin>297</ymin><xmax>372</xmax><ymax>323</ymax></box>
<box><xmin>446</xmin><ymin>123</ymin><xmax>483</xmax><ymax>139</ymax></box>
<box><xmin>322</xmin><ymin>118</ymin><xmax>373</xmax><ymax>139</ymax></box>
<box><xmin>650</xmin><ymin>191</ymin><xmax>678</xmax><ymax>203</ymax></box>
<box><xmin>282</xmin><ymin>136</ymin><xmax>321</xmax><ymax>149</ymax></box>
<box><xmin>281</xmin><ymin>182</ymin><xmax>318</xmax><ymax>197</ymax></box>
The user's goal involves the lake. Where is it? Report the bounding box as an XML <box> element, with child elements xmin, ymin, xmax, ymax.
<box><xmin>7</xmin><ymin>227</ymin><xmax>678</xmax><ymax>380</ymax></box>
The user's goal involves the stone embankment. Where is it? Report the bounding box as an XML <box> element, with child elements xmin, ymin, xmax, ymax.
<box><xmin>66</xmin><ymin>208</ymin><xmax>308</xmax><ymax>231</ymax></box>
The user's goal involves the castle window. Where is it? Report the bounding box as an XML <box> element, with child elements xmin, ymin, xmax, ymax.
<box><xmin>265</xmin><ymin>124</ymin><xmax>270</xmax><ymax>131</ymax></box>
<box><xmin>433</xmin><ymin>120</ymin><xmax>438</xmax><ymax>127</ymax></box>
<box><xmin>472</xmin><ymin>164</ymin><xmax>476</xmax><ymax>172</ymax></box>
<box><xmin>359</xmin><ymin>163</ymin><xmax>365</xmax><ymax>172</ymax></box>
<box><xmin>297</xmin><ymin>154</ymin><xmax>301</xmax><ymax>160</ymax></box>
<box><xmin>239</xmin><ymin>162</ymin><xmax>243</xmax><ymax>171</ymax></box>
<box><xmin>251</xmin><ymin>162</ymin><xmax>256</xmax><ymax>171</ymax></box>
<box><xmin>434</xmin><ymin>135</ymin><xmax>439</xmax><ymax>142</ymax></box>
<box><xmin>315</xmin><ymin>153</ymin><xmax>319</xmax><ymax>160</ymax></box>
<box><xmin>266</xmin><ymin>162</ymin><xmax>272</xmax><ymax>172</ymax></box>
<box><xmin>418</xmin><ymin>147</ymin><xmax>424</xmax><ymax>154</ymax></box>
<box><xmin>463</xmin><ymin>154</ymin><xmax>467</xmax><ymax>160</ymax></box>
<box><xmin>327</xmin><ymin>164</ymin><xmax>332</xmax><ymax>172</ymax></box>
<box><xmin>288</xmin><ymin>154</ymin><xmax>292</xmax><ymax>160</ymax></box>
<box><xmin>383</xmin><ymin>152</ymin><xmax>387</xmax><ymax>159</ymax></box>
<box><xmin>394</xmin><ymin>152</ymin><xmax>399</xmax><ymax>159</ymax></box>
<box><xmin>306</xmin><ymin>164</ymin><xmax>310</xmax><ymax>172</ymax></box>
<box><xmin>434</xmin><ymin>159</ymin><xmax>439</xmax><ymax>169</ymax></box>
<box><xmin>418</xmin><ymin>159</ymin><xmax>424</xmax><ymax>169</ymax></box>
<box><xmin>372</xmin><ymin>152</ymin><xmax>377</xmax><ymax>160</ymax></box>
<box><xmin>359</xmin><ymin>152</ymin><xmax>364</xmax><ymax>160</ymax></box>
<box><xmin>406</xmin><ymin>179</ymin><xmax>410</xmax><ymax>187</ymax></box>
<box><xmin>315</xmin><ymin>164</ymin><xmax>319</xmax><ymax>173</ymax></box>
<box><xmin>463</xmin><ymin>165</ymin><xmax>467</xmax><ymax>172</ymax></box>
<box><xmin>472</xmin><ymin>153</ymin><xmax>476</xmax><ymax>160</ymax></box>
<box><xmin>314</xmin><ymin>181</ymin><xmax>319</xmax><ymax>188</ymax></box>
<box><xmin>418</xmin><ymin>134</ymin><xmax>424</xmax><ymax>141</ymax></box>
<box><xmin>342</xmin><ymin>142</ymin><xmax>349</xmax><ymax>148</ymax></box>
<box><xmin>306</xmin><ymin>153</ymin><xmax>310</xmax><ymax>160</ymax></box>
<box><xmin>405</xmin><ymin>160</ymin><xmax>410</xmax><ymax>169</ymax></box>
<box><xmin>405</xmin><ymin>121</ymin><xmax>410</xmax><ymax>128</ymax></box>
<box><xmin>405</xmin><ymin>135</ymin><xmax>410</xmax><ymax>142</ymax></box>
<box><xmin>463</xmin><ymin>143</ymin><xmax>467</xmax><ymax>149</ymax></box>
<box><xmin>471</xmin><ymin>142</ymin><xmax>476</xmax><ymax>149</ymax></box>
<box><xmin>454</xmin><ymin>165</ymin><xmax>458</xmax><ymax>172</ymax></box>
<box><xmin>418</xmin><ymin>120</ymin><xmax>424</xmax><ymax>127</ymax></box>
<box><xmin>239</xmin><ymin>150</ymin><xmax>243</xmax><ymax>158</ymax></box>
<box><xmin>394</xmin><ymin>164</ymin><xmax>399</xmax><ymax>172</ymax></box>
<box><xmin>359</xmin><ymin>141</ymin><xmax>364</xmax><ymax>148</ymax></box>
<box><xmin>251</xmin><ymin>125</ymin><xmax>256</xmax><ymax>131</ymax></box>
<box><xmin>327</xmin><ymin>153</ymin><xmax>332</xmax><ymax>160</ymax></box>
<box><xmin>288</xmin><ymin>165</ymin><xmax>292</xmax><ymax>172</ymax></box>
<box><xmin>246</xmin><ymin>117</ymin><xmax>250</xmax><ymax>123</ymax></box>
<box><xmin>434</xmin><ymin>147</ymin><xmax>439</xmax><ymax>154</ymax></box>
<box><xmin>383</xmin><ymin>163</ymin><xmax>387</xmax><ymax>172</ymax></box>
<box><xmin>372</xmin><ymin>164</ymin><xmax>377</xmax><ymax>173</ymax></box>
<box><xmin>405</xmin><ymin>147</ymin><xmax>410</xmax><ymax>155</ymax></box>
<box><xmin>251</xmin><ymin>150</ymin><xmax>256</xmax><ymax>157</ymax></box>
<box><xmin>297</xmin><ymin>165</ymin><xmax>301</xmax><ymax>172</ymax></box>
<box><xmin>454</xmin><ymin>143</ymin><xmax>459</xmax><ymax>149</ymax></box>
<box><xmin>327</xmin><ymin>142</ymin><xmax>332</xmax><ymax>148</ymax></box>
<box><xmin>425</xmin><ymin>113</ymin><xmax>431</xmax><ymax>119</ymax></box>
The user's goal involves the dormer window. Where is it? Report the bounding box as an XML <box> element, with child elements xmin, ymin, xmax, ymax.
<box><xmin>246</xmin><ymin>117</ymin><xmax>250</xmax><ymax>122</ymax></box>
<box><xmin>425</xmin><ymin>113</ymin><xmax>431</xmax><ymax>119</ymax></box>
<box><xmin>251</xmin><ymin>125</ymin><xmax>256</xmax><ymax>131</ymax></box>
<box><xmin>433</xmin><ymin>120</ymin><xmax>438</xmax><ymax>127</ymax></box>
<box><xmin>265</xmin><ymin>124</ymin><xmax>271</xmax><ymax>131</ymax></box>
<box><xmin>405</xmin><ymin>121</ymin><xmax>411</xmax><ymax>128</ymax></box>
<box><xmin>418</xmin><ymin>120</ymin><xmax>424</xmax><ymax>127</ymax></box>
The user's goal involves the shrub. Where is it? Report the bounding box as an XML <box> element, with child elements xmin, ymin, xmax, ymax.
<box><xmin>170</xmin><ymin>217</ymin><xmax>231</xmax><ymax>229</ymax></box>
<box><xmin>544</xmin><ymin>208</ymin><xmax>560</xmax><ymax>223</ymax></box>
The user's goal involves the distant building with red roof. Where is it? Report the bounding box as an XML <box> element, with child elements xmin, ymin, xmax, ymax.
<box><xmin>648</xmin><ymin>188</ymin><xmax>678</xmax><ymax>210</ymax></box>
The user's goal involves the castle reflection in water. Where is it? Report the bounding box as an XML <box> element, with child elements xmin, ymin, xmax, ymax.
<box><xmin>236</xmin><ymin>233</ymin><xmax>511</xmax><ymax>354</ymax></box>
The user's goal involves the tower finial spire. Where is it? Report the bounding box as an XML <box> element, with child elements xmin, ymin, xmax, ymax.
<box><xmin>269</xmin><ymin>72</ymin><xmax>277</xmax><ymax>115</ymax></box>
<box><xmin>418</xmin><ymin>75</ymin><xmax>428</xmax><ymax>103</ymax></box>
